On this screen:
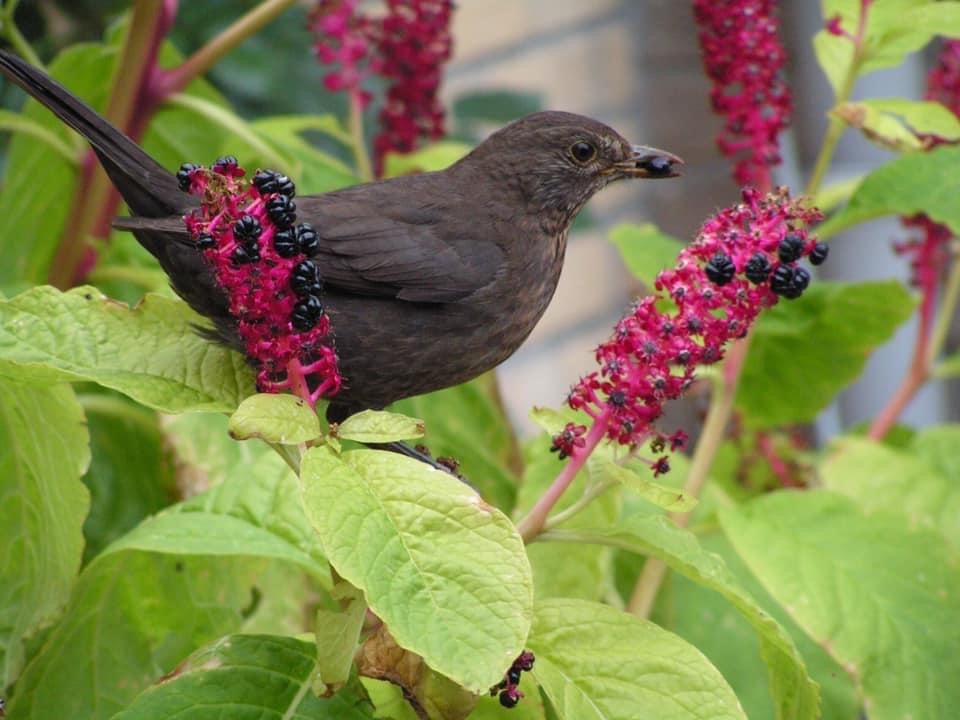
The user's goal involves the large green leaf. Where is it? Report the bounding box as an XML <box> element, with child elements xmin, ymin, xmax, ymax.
<box><xmin>721</xmin><ymin>490</ymin><xmax>960</xmax><ymax>720</ymax></box>
<box><xmin>300</xmin><ymin>446</ymin><xmax>533</xmax><ymax>693</ymax></box>
<box><xmin>0</xmin><ymin>286</ymin><xmax>254</xmax><ymax>413</ymax></box>
<box><xmin>516</xmin><ymin>435</ymin><xmax>621</xmax><ymax>602</ymax></box>
<box><xmin>80</xmin><ymin>393</ymin><xmax>176</xmax><ymax>560</ymax></box>
<box><xmin>833</xmin><ymin>98</ymin><xmax>960</xmax><ymax>151</ymax></box>
<box><xmin>543</xmin><ymin>514</ymin><xmax>819</xmax><ymax>720</ymax></box>
<box><xmin>112</xmin><ymin>635</ymin><xmax>376</xmax><ymax>720</ymax></box>
<box><xmin>7</xmin><ymin>553</ymin><xmax>279</xmax><ymax>719</ymax></box>
<box><xmin>822</xmin><ymin>428</ymin><xmax>960</xmax><ymax>548</ymax></box>
<box><xmin>819</xmin><ymin>145</ymin><xmax>960</xmax><ymax>237</ymax></box>
<box><xmin>0</xmin><ymin>44</ymin><xmax>102</xmax><ymax>287</ymax></box>
<box><xmin>814</xmin><ymin>1</ymin><xmax>960</xmax><ymax>95</ymax></box>
<box><xmin>391</xmin><ymin>376</ymin><xmax>520</xmax><ymax>512</ymax></box>
<box><xmin>528</xmin><ymin>598</ymin><xmax>746</xmax><ymax>720</ymax></box>
<box><xmin>0</xmin><ymin>380</ymin><xmax>90</xmax><ymax>690</ymax></box>
<box><xmin>738</xmin><ymin>281</ymin><xmax>915</xmax><ymax>427</ymax></box>
<box><xmin>659</xmin><ymin>531</ymin><xmax>861</xmax><ymax>720</ymax></box>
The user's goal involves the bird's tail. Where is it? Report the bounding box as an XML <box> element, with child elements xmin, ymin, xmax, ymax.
<box><xmin>0</xmin><ymin>50</ymin><xmax>186</xmax><ymax>218</ymax></box>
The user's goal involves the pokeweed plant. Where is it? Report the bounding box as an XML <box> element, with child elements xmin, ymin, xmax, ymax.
<box><xmin>0</xmin><ymin>1</ymin><xmax>958</xmax><ymax>719</ymax></box>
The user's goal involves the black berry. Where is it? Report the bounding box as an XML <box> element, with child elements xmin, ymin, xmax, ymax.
<box><xmin>231</xmin><ymin>244</ymin><xmax>259</xmax><ymax>265</ymax></box>
<box><xmin>498</xmin><ymin>690</ymin><xmax>520</xmax><ymax>709</ymax></box>
<box><xmin>704</xmin><ymin>252</ymin><xmax>736</xmax><ymax>285</ymax></box>
<box><xmin>273</xmin><ymin>228</ymin><xmax>298</xmax><ymax>258</ymax></box>
<box><xmin>793</xmin><ymin>266</ymin><xmax>811</xmax><ymax>292</ymax></box>
<box><xmin>809</xmin><ymin>242</ymin><xmax>829</xmax><ymax>266</ymax></box>
<box><xmin>176</xmin><ymin>162</ymin><xmax>199</xmax><ymax>192</ymax></box>
<box><xmin>770</xmin><ymin>265</ymin><xmax>807</xmax><ymax>299</ymax></box>
<box><xmin>267</xmin><ymin>195</ymin><xmax>297</xmax><ymax>229</ymax></box>
<box><xmin>291</xmin><ymin>260</ymin><xmax>322</xmax><ymax>297</ymax></box>
<box><xmin>195</xmin><ymin>232</ymin><xmax>216</xmax><ymax>250</ymax></box>
<box><xmin>253</xmin><ymin>169</ymin><xmax>296</xmax><ymax>197</ymax></box>
<box><xmin>233</xmin><ymin>215</ymin><xmax>262</xmax><ymax>245</ymax></box>
<box><xmin>212</xmin><ymin>155</ymin><xmax>237</xmax><ymax>172</ymax></box>
<box><xmin>291</xmin><ymin>295</ymin><xmax>324</xmax><ymax>331</ymax></box>
<box><xmin>778</xmin><ymin>233</ymin><xmax>804</xmax><ymax>263</ymax></box>
<box><xmin>744</xmin><ymin>252</ymin><xmax>771</xmax><ymax>284</ymax></box>
<box><xmin>297</xmin><ymin>223</ymin><xmax>319</xmax><ymax>255</ymax></box>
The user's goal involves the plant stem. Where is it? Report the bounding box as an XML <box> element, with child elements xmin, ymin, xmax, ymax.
<box><xmin>627</xmin><ymin>335</ymin><xmax>750</xmax><ymax>618</ymax></box>
<box><xmin>928</xmin><ymin>252</ymin><xmax>960</xmax><ymax>365</ymax></box>
<box><xmin>150</xmin><ymin>0</ymin><xmax>298</xmax><ymax>100</ymax></box>
<box><xmin>1</xmin><ymin>0</ymin><xmax>42</xmax><ymax>68</ymax></box>
<box><xmin>349</xmin><ymin>90</ymin><xmax>373</xmax><ymax>182</ymax></box>
<box><xmin>516</xmin><ymin>412</ymin><xmax>611</xmax><ymax>543</ymax></box>
<box><xmin>47</xmin><ymin>0</ymin><xmax>173</xmax><ymax>288</ymax></box>
<box><xmin>544</xmin><ymin>479</ymin><xmax>618</xmax><ymax>531</ymax></box>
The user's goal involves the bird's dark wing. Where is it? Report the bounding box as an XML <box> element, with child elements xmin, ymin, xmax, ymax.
<box><xmin>115</xmin><ymin>189</ymin><xmax>504</xmax><ymax>304</ymax></box>
<box><xmin>296</xmin><ymin>193</ymin><xmax>503</xmax><ymax>303</ymax></box>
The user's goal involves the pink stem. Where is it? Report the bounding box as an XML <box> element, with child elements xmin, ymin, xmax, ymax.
<box><xmin>517</xmin><ymin>410</ymin><xmax>612</xmax><ymax>543</ymax></box>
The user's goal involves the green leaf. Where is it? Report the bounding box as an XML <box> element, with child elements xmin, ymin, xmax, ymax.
<box><xmin>0</xmin><ymin>109</ymin><xmax>78</xmax><ymax>162</ymax></box>
<box><xmin>813</xmin><ymin>30</ymin><xmax>854</xmax><ymax>96</ymax></box>
<box><xmin>315</xmin><ymin>584</ymin><xmax>367</xmax><ymax>693</ymax></box>
<box><xmin>517</xmin><ymin>436</ymin><xmax>621</xmax><ymax>602</ymax></box>
<box><xmin>164</xmin><ymin>450</ymin><xmax>328</xmax><ymax>578</ymax></box>
<box><xmin>248</xmin><ymin>116</ymin><xmax>359</xmax><ymax>194</ymax></box>
<box><xmin>229</xmin><ymin>393</ymin><xmax>322</xmax><ymax>444</ymax></box>
<box><xmin>80</xmin><ymin>393</ymin><xmax>176</xmax><ymax>560</ymax></box>
<box><xmin>384</xmin><ymin>141</ymin><xmax>472</xmax><ymax>176</ymax></box>
<box><xmin>300</xmin><ymin>447</ymin><xmax>533</xmax><ymax>693</ymax></box>
<box><xmin>590</xmin><ymin>457</ymin><xmax>697</xmax><ymax>512</ymax></box>
<box><xmin>111</xmin><ymin>635</ymin><xmax>376</xmax><ymax>719</ymax></box>
<box><xmin>390</xmin><ymin>376</ymin><xmax>520</xmax><ymax>512</ymax></box>
<box><xmin>932</xmin><ymin>352</ymin><xmax>960</xmax><ymax>378</ymax></box>
<box><xmin>543</xmin><ymin>514</ymin><xmax>819</xmax><ymax>720</ymax></box>
<box><xmin>819</xmin><ymin>145</ymin><xmax>960</xmax><ymax>238</ymax></box>
<box><xmin>528</xmin><ymin>406</ymin><xmax>572</xmax><ymax>435</ymax></box>
<box><xmin>822</xmin><ymin>430</ymin><xmax>960</xmax><ymax>548</ymax></box>
<box><xmin>609</xmin><ymin>223</ymin><xmax>684</xmax><ymax>288</ymax></box>
<box><xmin>0</xmin><ymin>44</ymin><xmax>108</xmax><ymax>287</ymax></box>
<box><xmin>337</xmin><ymin>409</ymin><xmax>425</xmax><ymax>444</ymax></box>
<box><xmin>0</xmin><ymin>381</ymin><xmax>90</xmax><ymax>690</ymax></box>
<box><xmin>0</xmin><ymin>286</ymin><xmax>254</xmax><ymax>413</ymax></box>
<box><xmin>739</xmin><ymin>281</ymin><xmax>916</xmax><ymax>427</ymax></box>
<box><xmin>833</xmin><ymin>99</ymin><xmax>960</xmax><ymax>151</ymax></box>
<box><xmin>528</xmin><ymin>598</ymin><xmax>746</xmax><ymax>720</ymax></box>
<box><xmin>658</xmin><ymin>531</ymin><xmax>860</xmax><ymax>720</ymax></box>
<box><xmin>721</xmin><ymin>490</ymin><xmax>960</xmax><ymax>720</ymax></box>
<box><xmin>7</xmin><ymin>553</ymin><xmax>283</xmax><ymax>719</ymax></box>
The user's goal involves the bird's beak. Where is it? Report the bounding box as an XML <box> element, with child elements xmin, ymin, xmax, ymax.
<box><xmin>611</xmin><ymin>145</ymin><xmax>684</xmax><ymax>179</ymax></box>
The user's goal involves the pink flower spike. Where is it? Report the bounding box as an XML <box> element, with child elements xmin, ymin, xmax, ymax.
<box><xmin>566</xmin><ymin>188</ymin><xmax>824</xmax><ymax>475</ymax></box>
<box><xmin>693</xmin><ymin>0</ymin><xmax>792</xmax><ymax>189</ymax></box>
<box><xmin>178</xmin><ymin>162</ymin><xmax>342</xmax><ymax>408</ymax></box>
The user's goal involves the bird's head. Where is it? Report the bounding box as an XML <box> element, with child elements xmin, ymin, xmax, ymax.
<box><xmin>460</xmin><ymin>111</ymin><xmax>682</xmax><ymax>228</ymax></box>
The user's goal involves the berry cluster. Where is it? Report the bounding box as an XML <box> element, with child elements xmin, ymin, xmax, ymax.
<box><xmin>693</xmin><ymin>0</ymin><xmax>792</xmax><ymax>189</ymax></box>
<box><xmin>489</xmin><ymin>651</ymin><xmax>535</xmax><ymax>709</ymax></box>
<box><xmin>309</xmin><ymin>0</ymin><xmax>454</xmax><ymax>176</ymax></box>
<box><xmin>566</xmin><ymin>188</ymin><xmax>825</xmax><ymax>473</ymax></box>
<box><xmin>179</xmin><ymin>158</ymin><xmax>341</xmax><ymax>406</ymax></box>
<box><xmin>371</xmin><ymin>0</ymin><xmax>453</xmax><ymax>175</ymax></box>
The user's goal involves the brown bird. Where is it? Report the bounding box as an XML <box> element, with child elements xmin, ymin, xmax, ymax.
<box><xmin>0</xmin><ymin>50</ymin><xmax>681</xmax><ymax>426</ymax></box>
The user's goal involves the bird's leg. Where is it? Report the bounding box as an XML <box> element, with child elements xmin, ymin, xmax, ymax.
<box><xmin>367</xmin><ymin>441</ymin><xmax>473</xmax><ymax>487</ymax></box>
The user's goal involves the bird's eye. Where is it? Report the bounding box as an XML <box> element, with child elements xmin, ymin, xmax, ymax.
<box><xmin>569</xmin><ymin>141</ymin><xmax>597</xmax><ymax>164</ymax></box>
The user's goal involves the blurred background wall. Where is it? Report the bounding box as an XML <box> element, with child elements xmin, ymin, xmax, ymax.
<box><xmin>4</xmin><ymin>0</ymin><xmax>957</xmax><ymax>437</ymax></box>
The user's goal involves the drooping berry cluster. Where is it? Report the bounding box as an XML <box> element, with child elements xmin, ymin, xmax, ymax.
<box><xmin>693</xmin><ymin>0</ymin><xmax>792</xmax><ymax>189</ymax></box>
<box><xmin>565</xmin><ymin>188</ymin><xmax>825</xmax><ymax>473</ymax></box>
<box><xmin>309</xmin><ymin>0</ymin><xmax>454</xmax><ymax>176</ymax></box>
<box><xmin>179</xmin><ymin>158</ymin><xmax>341</xmax><ymax>406</ymax></box>
<box><xmin>371</xmin><ymin>0</ymin><xmax>453</xmax><ymax>175</ymax></box>
<box><xmin>489</xmin><ymin>651</ymin><xmax>535</xmax><ymax>709</ymax></box>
